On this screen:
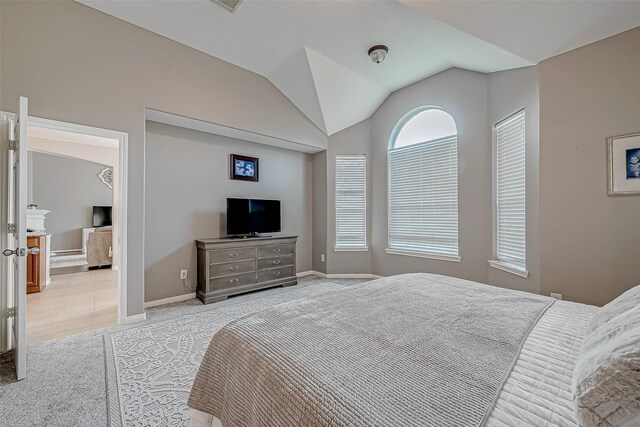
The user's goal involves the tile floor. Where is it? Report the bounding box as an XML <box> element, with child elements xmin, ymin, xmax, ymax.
<box><xmin>26</xmin><ymin>269</ymin><xmax>118</xmax><ymax>344</ymax></box>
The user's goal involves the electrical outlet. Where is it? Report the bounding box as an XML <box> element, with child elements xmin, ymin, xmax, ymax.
<box><xmin>550</xmin><ymin>292</ymin><xmax>562</xmax><ymax>300</ymax></box>
<box><xmin>320</xmin><ymin>254</ymin><xmax>325</xmax><ymax>262</ymax></box>
<box><xmin>180</xmin><ymin>270</ymin><xmax>188</xmax><ymax>280</ymax></box>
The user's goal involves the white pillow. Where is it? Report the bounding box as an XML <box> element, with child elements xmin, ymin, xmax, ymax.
<box><xmin>587</xmin><ymin>284</ymin><xmax>640</xmax><ymax>334</ymax></box>
<box><xmin>573</xmin><ymin>304</ymin><xmax>640</xmax><ymax>426</ymax></box>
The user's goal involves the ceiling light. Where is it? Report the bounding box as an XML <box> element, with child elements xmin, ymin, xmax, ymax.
<box><xmin>368</xmin><ymin>45</ymin><xmax>388</xmax><ymax>64</ymax></box>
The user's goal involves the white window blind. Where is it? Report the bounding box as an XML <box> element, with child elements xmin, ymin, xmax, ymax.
<box><xmin>335</xmin><ymin>154</ymin><xmax>367</xmax><ymax>249</ymax></box>
<box><xmin>388</xmin><ymin>135</ymin><xmax>459</xmax><ymax>259</ymax></box>
<box><xmin>495</xmin><ymin>110</ymin><xmax>526</xmax><ymax>270</ymax></box>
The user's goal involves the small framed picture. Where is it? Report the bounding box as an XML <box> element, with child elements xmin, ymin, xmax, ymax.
<box><xmin>230</xmin><ymin>154</ymin><xmax>259</xmax><ymax>182</ymax></box>
<box><xmin>607</xmin><ymin>132</ymin><xmax>640</xmax><ymax>196</ymax></box>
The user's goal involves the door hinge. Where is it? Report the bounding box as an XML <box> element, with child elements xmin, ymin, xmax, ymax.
<box><xmin>8</xmin><ymin>140</ymin><xmax>18</xmax><ymax>151</ymax></box>
<box><xmin>7</xmin><ymin>223</ymin><xmax>16</xmax><ymax>234</ymax></box>
<box><xmin>7</xmin><ymin>307</ymin><xmax>16</xmax><ymax>318</ymax></box>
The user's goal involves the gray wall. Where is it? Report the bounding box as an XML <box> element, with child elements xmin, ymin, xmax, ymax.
<box><xmin>326</xmin><ymin>120</ymin><xmax>372</xmax><ymax>274</ymax></box>
<box><xmin>487</xmin><ymin>66</ymin><xmax>540</xmax><ymax>294</ymax></box>
<box><xmin>369</xmin><ymin>68</ymin><xmax>492</xmax><ymax>283</ymax></box>
<box><xmin>30</xmin><ymin>152</ymin><xmax>112</xmax><ymax>251</ymax></box>
<box><xmin>539</xmin><ymin>27</ymin><xmax>640</xmax><ymax>306</ymax></box>
<box><xmin>144</xmin><ymin>122</ymin><xmax>312</xmax><ymax>302</ymax></box>
<box><xmin>0</xmin><ymin>1</ymin><xmax>326</xmax><ymax>317</ymax></box>
<box><xmin>311</xmin><ymin>151</ymin><xmax>327</xmax><ymax>274</ymax></box>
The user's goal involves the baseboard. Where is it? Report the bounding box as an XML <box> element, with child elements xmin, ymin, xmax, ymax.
<box><xmin>51</xmin><ymin>249</ymin><xmax>83</xmax><ymax>255</ymax></box>
<box><xmin>297</xmin><ymin>270</ymin><xmax>381</xmax><ymax>280</ymax></box>
<box><xmin>296</xmin><ymin>270</ymin><xmax>324</xmax><ymax>278</ymax></box>
<box><xmin>327</xmin><ymin>273</ymin><xmax>382</xmax><ymax>279</ymax></box>
<box><xmin>144</xmin><ymin>292</ymin><xmax>196</xmax><ymax>308</ymax></box>
<box><xmin>124</xmin><ymin>313</ymin><xmax>147</xmax><ymax>323</ymax></box>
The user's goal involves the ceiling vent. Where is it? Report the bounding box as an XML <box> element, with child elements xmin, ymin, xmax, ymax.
<box><xmin>211</xmin><ymin>0</ymin><xmax>243</xmax><ymax>13</ymax></box>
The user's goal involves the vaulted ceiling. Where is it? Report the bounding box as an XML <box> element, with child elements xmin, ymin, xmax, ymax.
<box><xmin>80</xmin><ymin>0</ymin><xmax>640</xmax><ymax>136</ymax></box>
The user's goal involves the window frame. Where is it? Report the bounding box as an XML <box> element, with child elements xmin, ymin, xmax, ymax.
<box><xmin>489</xmin><ymin>109</ymin><xmax>528</xmax><ymax>278</ymax></box>
<box><xmin>386</xmin><ymin>106</ymin><xmax>460</xmax><ymax>262</ymax></box>
<box><xmin>334</xmin><ymin>154</ymin><xmax>368</xmax><ymax>251</ymax></box>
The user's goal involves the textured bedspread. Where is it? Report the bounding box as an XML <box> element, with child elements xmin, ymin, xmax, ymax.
<box><xmin>188</xmin><ymin>273</ymin><xmax>554</xmax><ymax>427</ymax></box>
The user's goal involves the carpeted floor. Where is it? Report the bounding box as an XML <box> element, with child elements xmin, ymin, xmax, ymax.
<box><xmin>0</xmin><ymin>276</ymin><xmax>368</xmax><ymax>426</ymax></box>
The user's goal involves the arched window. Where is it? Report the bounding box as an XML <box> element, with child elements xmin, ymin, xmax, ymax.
<box><xmin>387</xmin><ymin>107</ymin><xmax>459</xmax><ymax>261</ymax></box>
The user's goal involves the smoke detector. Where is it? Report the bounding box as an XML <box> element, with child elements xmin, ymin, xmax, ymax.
<box><xmin>211</xmin><ymin>0</ymin><xmax>243</xmax><ymax>13</ymax></box>
<box><xmin>368</xmin><ymin>45</ymin><xmax>388</xmax><ymax>64</ymax></box>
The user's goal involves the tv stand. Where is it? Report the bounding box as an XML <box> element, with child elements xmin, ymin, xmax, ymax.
<box><xmin>196</xmin><ymin>235</ymin><xmax>298</xmax><ymax>304</ymax></box>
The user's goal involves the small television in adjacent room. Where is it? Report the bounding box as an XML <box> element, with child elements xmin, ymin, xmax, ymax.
<box><xmin>93</xmin><ymin>206</ymin><xmax>112</xmax><ymax>227</ymax></box>
<box><xmin>227</xmin><ymin>198</ymin><xmax>281</xmax><ymax>237</ymax></box>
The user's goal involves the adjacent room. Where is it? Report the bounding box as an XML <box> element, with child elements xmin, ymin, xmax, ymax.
<box><xmin>0</xmin><ymin>1</ymin><xmax>639</xmax><ymax>426</ymax></box>
<box><xmin>25</xmin><ymin>127</ymin><xmax>120</xmax><ymax>343</ymax></box>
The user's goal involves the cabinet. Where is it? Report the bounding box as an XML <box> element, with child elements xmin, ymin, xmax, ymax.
<box><xmin>27</xmin><ymin>234</ymin><xmax>47</xmax><ymax>293</ymax></box>
<box><xmin>196</xmin><ymin>236</ymin><xmax>297</xmax><ymax>304</ymax></box>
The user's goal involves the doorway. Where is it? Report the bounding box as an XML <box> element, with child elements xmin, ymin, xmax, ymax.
<box><xmin>24</xmin><ymin>117</ymin><xmax>128</xmax><ymax>343</ymax></box>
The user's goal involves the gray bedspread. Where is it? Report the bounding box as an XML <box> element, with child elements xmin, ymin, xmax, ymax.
<box><xmin>188</xmin><ymin>273</ymin><xmax>554</xmax><ymax>426</ymax></box>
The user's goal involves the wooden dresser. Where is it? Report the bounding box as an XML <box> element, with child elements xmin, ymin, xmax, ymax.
<box><xmin>196</xmin><ymin>235</ymin><xmax>298</xmax><ymax>304</ymax></box>
<box><xmin>27</xmin><ymin>234</ymin><xmax>47</xmax><ymax>293</ymax></box>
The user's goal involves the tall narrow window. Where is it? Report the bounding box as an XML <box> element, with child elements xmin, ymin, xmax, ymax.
<box><xmin>387</xmin><ymin>107</ymin><xmax>459</xmax><ymax>261</ymax></box>
<box><xmin>491</xmin><ymin>110</ymin><xmax>527</xmax><ymax>276</ymax></box>
<box><xmin>335</xmin><ymin>154</ymin><xmax>367</xmax><ymax>250</ymax></box>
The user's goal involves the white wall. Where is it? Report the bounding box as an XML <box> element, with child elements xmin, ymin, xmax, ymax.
<box><xmin>1</xmin><ymin>1</ymin><xmax>326</xmax><ymax>317</ymax></box>
<box><xmin>325</xmin><ymin>120</ymin><xmax>372</xmax><ymax>274</ymax></box>
<box><xmin>487</xmin><ymin>66</ymin><xmax>540</xmax><ymax>294</ymax></box>
<box><xmin>30</xmin><ymin>152</ymin><xmax>112</xmax><ymax>251</ymax></box>
<box><xmin>144</xmin><ymin>122</ymin><xmax>312</xmax><ymax>302</ymax></box>
<box><xmin>539</xmin><ymin>27</ymin><xmax>640</xmax><ymax>305</ymax></box>
<box><xmin>369</xmin><ymin>68</ymin><xmax>492</xmax><ymax>283</ymax></box>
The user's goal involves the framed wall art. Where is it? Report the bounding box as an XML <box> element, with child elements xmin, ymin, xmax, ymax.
<box><xmin>230</xmin><ymin>154</ymin><xmax>259</xmax><ymax>182</ymax></box>
<box><xmin>607</xmin><ymin>132</ymin><xmax>640</xmax><ymax>196</ymax></box>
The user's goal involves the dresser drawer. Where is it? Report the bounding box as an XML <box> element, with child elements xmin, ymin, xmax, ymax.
<box><xmin>209</xmin><ymin>272</ymin><xmax>256</xmax><ymax>291</ymax></box>
<box><xmin>257</xmin><ymin>255</ymin><xmax>294</xmax><ymax>270</ymax></box>
<box><xmin>257</xmin><ymin>243</ymin><xmax>295</xmax><ymax>259</ymax></box>
<box><xmin>209</xmin><ymin>259</ymin><xmax>256</xmax><ymax>277</ymax></box>
<box><xmin>209</xmin><ymin>247</ymin><xmax>256</xmax><ymax>264</ymax></box>
<box><xmin>257</xmin><ymin>266</ymin><xmax>295</xmax><ymax>283</ymax></box>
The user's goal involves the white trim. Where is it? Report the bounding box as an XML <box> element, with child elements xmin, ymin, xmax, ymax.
<box><xmin>145</xmin><ymin>109</ymin><xmax>324</xmax><ymax>154</ymax></box>
<box><xmin>124</xmin><ymin>313</ymin><xmax>147</xmax><ymax>323</ymax></box>
<box><xmin>296</xmin><ymin>270</ymin><xmax>319</xmax><ymax>277</ymax></box>
<box><xmin>386</xmin><ymin>248</ymin><xmax>461</xmax><ymax>263</ymax></box>
<box><xmin>327</xmin><ymin>273</ymin><xmax>381</xmax><ymax>279</ymax></box>
<box><xmin>333</xmin><ymin>246</ymin><xmax>369</xmax><ymax>252</ymax></box>
<box><xmin>488</xmin><ymin>260</ymin><xmax>529</xmax><ymax>278</ymax></box>
<box><xmin>144</xmin><ymin>293</ymin><xmax>196</xmax><ymax>308</ymax></box>
<box><xmin>297</xmin><ymin>270</ymin><xmax>381</xmax><ymax>280</ymax></box>
<box><xmin>28</xmin><ymin>115</ymin><xmax>129</xmax><ymax>325</ymax></box>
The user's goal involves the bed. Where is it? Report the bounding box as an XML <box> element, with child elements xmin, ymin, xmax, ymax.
<box><xmin>187</xmin><ymin>273</ymin><xmax>640</xmax><ymax>427</ymax></box>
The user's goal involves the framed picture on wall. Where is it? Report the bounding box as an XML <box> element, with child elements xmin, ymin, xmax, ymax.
<box><xmin>230</xmin><ymin>154</ymin><xmax>259</xmax><ymax>182</ymax></box>
<box><xmin>607</xmin><ymin>131</ymin><xmax>640</xmax><ymax>196</ymax></box>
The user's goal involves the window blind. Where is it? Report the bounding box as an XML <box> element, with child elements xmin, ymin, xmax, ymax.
<box><xmin>388</xmin><ymin>135</ymin><xmax>458</xmax><ymax>258</ymax></box>
<box><xmin>335</xmin><ymin>154</ymin><xmax>367</xmax><ymax>249</ymax></box>
<box><xmin>495</xmin><ymin>110</ymin><xmax>526</xmax><ymax>269</ymax></box>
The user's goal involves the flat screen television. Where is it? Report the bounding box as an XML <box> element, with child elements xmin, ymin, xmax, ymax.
<box><xmin>93</xmin><ymin>206</ymin><xmax>112</xmax><ymax>227</ymax></box>
<box><xmin>227</xmin><ymin>198</ymin><xmax>281</xmax><ymax>237</ymax></box>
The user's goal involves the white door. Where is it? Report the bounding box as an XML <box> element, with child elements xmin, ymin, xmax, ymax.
<box><xmin>1</xmin><ymin>97</ymin><xmax>29</xmax><ymax>380</ymax></box>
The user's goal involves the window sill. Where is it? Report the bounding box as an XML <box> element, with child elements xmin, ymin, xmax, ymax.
<box><xmin>334</xmin><ymin>246</ymin><xmax>369</xmax><ymax>252</ymax></box>
<box><xmin>386</xmin><ymin>248</ymin><xmax>461</xmax><ymax>263</ymax></box>
<box><xmin>488</xmin><ymin>260</ymin><xmax>529</xmax><ymax>278</ymax></box>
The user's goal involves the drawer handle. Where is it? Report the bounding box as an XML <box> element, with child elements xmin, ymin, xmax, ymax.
<box><xmin>274</xmin><ymin>271</ymin><xmax>281</xmax><ymax>277</ymax></box>
<box><xmin>229</xmin><ymin>253</ymin><xmax>239</xmax><ymax>258</ymax></box>
<box><xmin>230</xmin><ymin>266</ymin><xmax>239</xmax><ymax>271</ymax></box>
<box><xmin>230</xmin><ymin>278</ymin><xmax>239</xmax><ymax>283</ymax></box>
<box><xmin>273</xmin><ymin>248</ymin><xmax>281</xmax><ymax>254</ymax></box>
<box><xmin>273</xmin><ymin>260</ymin><xmax>280</xmax><ymax>265</ymax></box>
